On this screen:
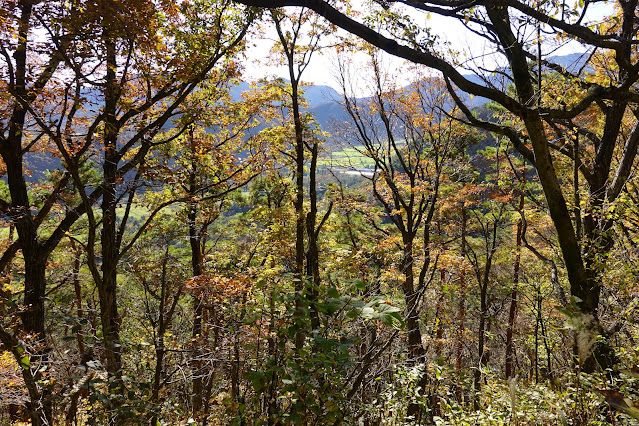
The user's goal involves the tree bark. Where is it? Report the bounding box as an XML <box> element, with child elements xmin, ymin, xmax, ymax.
<box><xmin>456</xmin><ymin>208</ymin><xmax>467</xmax><ymax>404</ymax></box>
<box><xmin>0</xmin><ymin>3</ymin><xmax>56</xmax><ymax>421</ymax></box>
<box><xmin>485</xmin><ymin>5</ymin><xmax>615</xmax><ymax>372</ymax></box>
<box><xmin>189</xmin><ymin>192</ymin><xmax>205</xmax><ymax>417</ymax></box>
<box><xmin>98</xmin><ymin>34</ymin><xmax>123</xmax><ymax>391</ymax></box>
<box><xmin>290</xmin><ymin>72</ymin><xmax>307</xmax><ymax>351</ymax></box>
<box><xmin>306</xmin><ymin>142</ymin><xmax>322</xmax><ymax>331</ymax></box>
<box><xmin>506</xmin><ymin>192</ymin><xmax>525</xmax><ymax>379</ymax></box>
<box><xmin>401</xmin><ymin>239</ymin><xmax>424</xmax><ymax>363</ymax></box>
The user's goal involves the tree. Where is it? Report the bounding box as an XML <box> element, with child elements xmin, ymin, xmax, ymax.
<box><xmin>461</xmin><ymin>151</ymin><xmax>510</xmax><ymax>408</ymax></box>
<box><xmin>236</xmin><ymin>0</ymin><xmax>639</xmax><ymax>372</ymax></box>
<box><xmin>121</xmin><ymin>215</ymin><xmax>188</xmax><ymax>423</ymax></box>
<box><xmin>146</xmin><ymin>80</ymin><xmax>270</xmax><ymax>420</ymax></box>
<box><xmin>337</xmin><ymin>50</ymin><xmax>476</xmax><ymax>420</ymax></box>
<box><xmin>269</xmin><ymin>6</ymin><xmax>335</xmax><ymax>340</ymax></box>
<box><xmin>0</xmin><ymin>0</ymin><xmax>253</xmax><ymax>421</ymax></box>
<box><xmin>339</xmin><ymin>53</ymin><xmax>468</xmax><ymax>360</ymax></box>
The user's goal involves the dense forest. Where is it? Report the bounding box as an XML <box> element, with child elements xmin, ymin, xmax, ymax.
<box><xmin>1</xmin><ymin>0</ymin><xmax>639</xmax><ymax>424</ymax></box>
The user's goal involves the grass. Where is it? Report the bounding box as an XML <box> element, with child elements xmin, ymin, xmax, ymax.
<box><xmin>116</xmin><ymin>205</ymin><xmax>150</xmax><ymax>226</ymax></box>
<box><xmin>319</xmin><ymin>145</ymin><xmax>375</xmax><ymax>169</ymax></box>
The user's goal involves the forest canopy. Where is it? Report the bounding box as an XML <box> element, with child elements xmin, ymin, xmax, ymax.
<box><xmin>1</xmin><ymin>0</ymin><xmax>638</xmax><ymax>424</ymax></box>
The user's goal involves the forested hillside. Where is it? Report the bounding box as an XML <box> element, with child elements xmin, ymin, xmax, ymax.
<box><xmin>1</xmin><ymin>0</ymin><xmax>638</xmax><ymax>425</ymax></box>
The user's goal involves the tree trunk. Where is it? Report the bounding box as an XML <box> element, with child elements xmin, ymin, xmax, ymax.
<box><xmin>506</xmin><ymin>192</ymin><xmax>524</xmax><ymax>378</ymax></box>
<box><xmin>486</xmin><ymin>5</ymin><xmax>613</xmax><ymax>372</ymax></box>
<box><xmin>291</xmin><ymin>77</ymin><xmax>307</xmax><ymax>351</ymax></box>
<box><xmin>151</xmin><ymin>247</ymin><xmax>172</xmax><ymax>423</ymax></box>
<box><xmin>401</xmin><ymin>239</ymin><xmax>424</xmax><ymax>363</ymax></box>
<box><xmin>70</xmin><ymin>238</ymin><xmax>86</xmax><ymax>358</ymax></box>
<box><xmin>473</xmin><ymin>279</ymin><xmax>487</xmax><ymax>410</ymax></box>
<box><xmin>98</xmin><ymin>34</ymin><xmax>123</xmax><ymax>391</ymax></box>
<box><xmin>189</xmin><ymin>196</ymin><xmax>205</xmax><ymax>417</ymax></box>
<box><xmin>0</xmin><ymin>5</ymin><xmax>53</xmax><ymax>422</ymax></box>
<box><xmin>456</xmin><ymin>208</ymin><xmax>467</xmax><ymax>403</ymax></box>
<box><xmin>306</xmin><ymin>142</ymin><xmax>322</xmax><ymax>331</ymax></box>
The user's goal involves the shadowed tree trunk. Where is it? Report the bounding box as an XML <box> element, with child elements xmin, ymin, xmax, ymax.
<box><xmin>189</xmin><ymin>175</ymin><xmax>206</xmax><ymax>418</ymax></box>
<box><xmin>456</xmin><ymin>208</ymin><xmax>467</xmax><ymax>404</ymax></box>
<box><xmin>506</xmin><ymin>191</ymin><xmax>525</xmax><ymax>379</ymax></box>
<box><xmin>97</xmin><ymin>34</ymin><xmax>124</xmax><ymax>397</ymax></box>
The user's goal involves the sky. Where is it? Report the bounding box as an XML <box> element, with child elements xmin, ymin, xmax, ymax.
<box><xmin>243</xmin><ymin>2</ymin><xmax>612</xmax><ymax>95</ymax></box>
<box><xmin>243</xmin><ymin>9</ymin><xmax>475</xmax><ymax>93</ymax></box>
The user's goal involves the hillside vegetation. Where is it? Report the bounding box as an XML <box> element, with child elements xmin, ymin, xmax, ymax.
<box><xmin>1</xmin><ymin>1</ymin><xmax>638</xmax><ymax>425</ymax></box>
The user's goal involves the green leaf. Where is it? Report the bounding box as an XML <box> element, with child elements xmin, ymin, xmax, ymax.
<box><xmin>245</xmin><ymin>370</ymin><xmax>266</xmax><ymax>393</ymax></box>
<box><xmin>327</xmin><ymin>286</ymin><xmax>339</xmax><ymax>298</ymax></box>
<box><xmin>555</xmin><ymin>306</ymin><xmax>574</xmax><ymax>317</ymax></box>
<box><xmin>346</xmin><ymin>308</ymin><xmax>360</xmax><ymax>319</ymax></box>
<box><xmin>19</xmin><ymin>355</ymin><xmax>30</xmax><ymax>370</ymax></box>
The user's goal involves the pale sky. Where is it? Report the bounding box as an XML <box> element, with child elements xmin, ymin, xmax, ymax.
<box><xmin>244</xmin><ymin>11</ymin><xmax>474</xmax><ymax>92</ymax></box>
<box><xmin>243</xmin><ymin>2</ymin><xmax>610</xmax><ymax>94</ymax></box>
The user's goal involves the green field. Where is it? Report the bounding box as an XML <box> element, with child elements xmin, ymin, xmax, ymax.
<box><xmin>319</xmin><ymin>146</ymin><xmax>375</xmax><ymax>169</ymax></box>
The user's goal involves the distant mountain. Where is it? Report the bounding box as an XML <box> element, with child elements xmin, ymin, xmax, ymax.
<box><xmin>304</xmin><ymin>76</ymin><xmax>488</xmax><ymax>135</ymax></box>
<box><xmin>302</xmin><ymin>84</ymin><xmax>342</xmax><ymax>107</ymax></box>
<box><xmin>548</xmin><ymin>52</ymin><xmax>592</xmax><ymax>73</ymax></box>
<box><xmin>310</xmin><ymin>101</ymin><xmax>349</xmax><ymax>130</ymax></box>
<box><xmin>13</xmin><ymin>54</ymin><xmax>588</xmax><ymax>182</ymax></box>
<box><xmin>229</xmin><ymin>79</ymin><xmax>340</xmax><ymax>107</ymax></box>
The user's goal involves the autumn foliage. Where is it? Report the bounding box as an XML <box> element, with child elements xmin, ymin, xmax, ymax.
<box><xmin>1</xmin><ymin>0</ymin><xmax>639</xmax><ymax>424</ymax></box>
